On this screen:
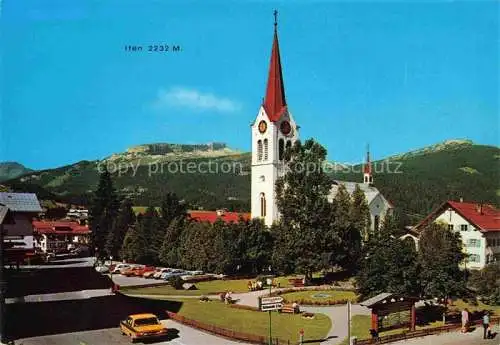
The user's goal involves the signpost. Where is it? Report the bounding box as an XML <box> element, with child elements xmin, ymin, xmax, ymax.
<box><xmin>260</xmin><ymin>296</ymin><xmax>284</xmax><ymax>312</ymax></box>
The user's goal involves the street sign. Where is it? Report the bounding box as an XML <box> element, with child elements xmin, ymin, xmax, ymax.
<box><xmin>261</xmin><ymin>303</ymin><xmax>283</xmax><ymax>311</ymax></box>
<box><xmin>261</xmin><ymin>296</ymin><xmax>284</xmax><ymax>304</ymax></box>
<box><xmin>260</xmin><ymin>296</ymin><xmax>284</xmax><ymax>311</ymax></box>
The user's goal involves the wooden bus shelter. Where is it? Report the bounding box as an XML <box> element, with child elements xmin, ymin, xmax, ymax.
<box><xmin>360</xmin><ymin>292</ymin><xmax>419</xmax><ymax>333</ymax></box>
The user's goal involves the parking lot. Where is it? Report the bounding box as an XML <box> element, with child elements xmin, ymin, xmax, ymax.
<box><xmin>16</xmin><ymin>320</ymin><xmax>245</xmax><ymax>345</ymax></box>
<box><xmin>109</xmin><ymin>273</ymin><xmax>170</xmax><ymax>287</ymax></box>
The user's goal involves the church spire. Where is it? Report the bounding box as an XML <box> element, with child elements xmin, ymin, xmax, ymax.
<box><xmin>363</xmin><ymin>145</ymin><xmax>373</xmax><ymax>185</ymax></box>
<box><xmin>263</xmin><ymin>10</ymin><xmax>287</xmax><ymax>122</ymax></box>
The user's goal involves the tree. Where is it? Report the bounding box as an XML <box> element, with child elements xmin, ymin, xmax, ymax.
<box><xmin>89</xmin><ymin>167</ymin><xmax>120</xmax><ymax>259</ymax></box>
<box><xmin>159</xmin><ymin>217</ymin><xmax>185</xmax><ymax>267</ymax></box>
<box><xmin>468</xmin><ymin>265</ymin><xmax>500</xmax><ymax>305</ymax></box>
<box><xmin>236</xmin><ymin>219</ymin><xmax>273</xmax><ymax>275</ymax></box>
<box><xmin>160</xmin><ymin>192</ymin><xmax>187</xmax><ymax>225</ymax></box>
<box><xmin>418</xmin><ymin>223</ymin><xmax>467</xmax><ymax>299</ymax></box>
<box><xmin>141</xmin><ymin>206</ymin><xmax>164</xmax><ymax>264</ymax></box>
<box><xmin>120</xmin><ymin>221</ymin><xmax>148</xmax><ymax>263</ymax></box>
<box><xmin>274</xmin><ymin>139</ymin><xmax>335</xmax><ymax>281</ymax></box>
<box><xmin>350</xmin><ymin>184</ymin><xmax>371</xmax><ymax>241</ymax></box>
<box><xmin>105</xmin><ymin>198</ymin><xmax>135</xmax><ymax>259</ymax></box>
<box><xmin>356</xmin><ymin>215</ymin><xmax>419</xmax><ymax>298</ymax></box>
<box><xmin>333</xmin><ymin>184</ymin><xmax>362</xmax><ymax>272</ymax></box>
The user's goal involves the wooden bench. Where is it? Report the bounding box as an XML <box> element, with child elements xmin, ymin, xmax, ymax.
<box><xmin>280</xmin><ymin>304</ymin><xmax>299</xmax><ymax>314</ymax></box>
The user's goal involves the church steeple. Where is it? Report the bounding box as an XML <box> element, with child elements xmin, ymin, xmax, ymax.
<box><xmin>363</xmin><ymin>145</ymin><xmax>373</xmax><ymax>185</ymax></box>
<box><xmin>263</xmin><ymin>10</ymin><xmax>287</xmax><ymax>122</ymax></box>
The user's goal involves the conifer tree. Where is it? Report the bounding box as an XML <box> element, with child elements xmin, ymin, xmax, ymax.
<box><xmin>89</xmin><ymin>167</ymin><xmax>119</xmax><ymax>260</ymax></box>
<box><xmin>105</xmin><ymin>198</ymin><xmax>136</xmax><ymax>258</ymax></box>
<box><xmin>350</xmin><ymin>184</ymin><xmax>371</xmax><ymax>241</ymax></box>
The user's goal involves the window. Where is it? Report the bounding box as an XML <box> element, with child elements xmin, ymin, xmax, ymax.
<box><xmin>447</xmin><ymin>224</ymin><xmax>454</xmax><ymax>231</ymax></box>
<box><xmin>278</xmin><ymin>139</ymin><xmax>284</xmax><ymax>161</ymax></box>
<box><xmin>467</xmin><ymin>239</ymin><xmax>481</xmax><ymax>248</ymax></box>
<box><xmin>259</xmin><ymin>175</ymin><xmax>265</xmax><ymax>182</ymax></box>
<box><xmin>257</xmin><ymin>140</ymin><xmax>263</xmax><ymax>161</ymax></box>
<box><xmin>460</xmin><ymin>224</ymin><xmax>468</xmax><ymax>231</ymax></box>
<box><xmin>260</xmin><ymin>193</ymin><xmax>266</xmax><ymax>217</ymax></box>
<box><xmin>468</xmin><ymin>254</ymin><xmax>480</xmax><ymax>263</ymax></box>
<box><xmin>263</xmin><ymin>139</ymin><xmax>269</xmax><ymax>160</ymax></box>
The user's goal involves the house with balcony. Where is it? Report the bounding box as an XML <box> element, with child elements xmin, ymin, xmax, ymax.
<box><xmin>414</xmin><ymin>200</ymin><xmax>500</xmax><ymax>270</ymax></box>
<box><xmin>32</xmin><ymin>221</ymin><xmax>91</xmax><ymax>254</ymax></box>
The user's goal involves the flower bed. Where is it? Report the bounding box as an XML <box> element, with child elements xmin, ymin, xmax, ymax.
<box><xmin>269</xmin><ymin>288</ymin><xmax>358</xmax><ymax>306</ymax></box>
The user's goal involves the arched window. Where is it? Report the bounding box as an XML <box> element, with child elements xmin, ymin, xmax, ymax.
<box><xmin>260</xmin><ymin>193</ymin><xmax>266</xmax><ymax>217</ymax></box>
<box><xmin>257</xmin><ymin>140</ymin><xmax>263</xmax><ymax>161</ymax></box>
<box><xmin>285</xmin><ymin>141</ymin><xmax>292</xmax><ymax>161</ymax></box>
<box><xmin>278</xmin><ymin>139</ymin><xmax>285</xmax><ymax>161</ymax></box>
<box><xmin>263</xmin><ymin>139</ymin><xmax>269</xmax><ymax>160</ymax></box>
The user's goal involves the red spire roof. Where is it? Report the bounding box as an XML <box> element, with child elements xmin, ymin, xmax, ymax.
<box><xmin>263</xmin><ymin>26</ymin><xmax>287</xmax><ymax>122</ymax></box>
<box><xmin>363</xmin><ymin>149</ymin><xmax>372</xmax><ymax>174</ymax></box>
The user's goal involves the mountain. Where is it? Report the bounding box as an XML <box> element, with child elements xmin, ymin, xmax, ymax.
<box><xmin>0</xmin><ymin>162</ymin><xmax>33</xmax><ymax>183</ymax></box>
<box><xmin>3</xmin><ymin>140</ymin><xmax>499</xmax><ymax>224</ymax></box>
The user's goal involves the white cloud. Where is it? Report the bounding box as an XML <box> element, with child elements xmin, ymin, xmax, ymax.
<box><xmin>153</xmin><ymin>87</ymin><xmax>241</xmax><ymax>113</ymax></box>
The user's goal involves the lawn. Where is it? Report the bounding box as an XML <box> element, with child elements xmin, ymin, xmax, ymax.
<box><xmin>165</xmin><ymin>297</ymin><xmax>331</xmax><ymax>344</ymax></box>
<box><xmin>280</xmin><ymin>290</ymin><xmax>358</xmax><ymax>304</ymax></box>
<box><xmin>122</xmin><ymin>279</ymin><xmax>255</xmax><ymax>296</ymax></box>
<box><xmin>448</xmin><ymin>299</ymin><xmax>500</xmax><ymax>315</ymax></box>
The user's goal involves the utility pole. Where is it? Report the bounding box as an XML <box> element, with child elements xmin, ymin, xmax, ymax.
<box><xmin>268</xmin><ymin>271</ymin><xmax>272</xmax><ymax>345</ymax></box>
<box><xmin>347</xmin><ymin>301</ymin><xmax>351</xmax><ymax>345</ymax></box>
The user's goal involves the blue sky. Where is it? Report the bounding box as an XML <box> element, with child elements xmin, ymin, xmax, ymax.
<box><xmin>1</xmin><ymin>0</ymin><xmax>498</xmax><ymax>170</ymax></box>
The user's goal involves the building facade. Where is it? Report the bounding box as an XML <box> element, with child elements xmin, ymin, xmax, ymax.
<box><xmin>0</xmin><ymin>192</ymin><xmax>43</xmax><ymax>263</ymax></box>
<box><xmin>32</xmin><ymin>221</ymin><xmax>91</xmax><ymax>254</ymax></box>
<box><xmin>415</xmin><ymin>200</ymin><xmax>500</xmax><ymax>270</ymax></box>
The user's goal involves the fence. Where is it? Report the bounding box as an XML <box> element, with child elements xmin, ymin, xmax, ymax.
<box><xmin>166</xmin><ymin>311</ymin><xmax>293</xmax><ymax>345</ymax></box>
<box><xmin>354</xmin><ymin>316</ymin><xmax>500</xmax><ymax>345</ymax></box>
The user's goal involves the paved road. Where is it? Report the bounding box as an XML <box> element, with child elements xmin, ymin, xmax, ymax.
<box><xmin>389</xmin><ymin>326</ymin><xmax>498</xmax><ymax>345</ymax></box>
<box><xmin>16</xmin><ymin>320</ymin><xmax>247</xmax><ymax>345</ymax></box>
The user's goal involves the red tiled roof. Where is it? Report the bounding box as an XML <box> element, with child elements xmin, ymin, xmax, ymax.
<box><xmin>188</xmin><ymin>211</ymin><xmax>251</xmax><ymax>224</ymax></box>
<box><xmin>32</xmin><ymin>221</ymin><xmax>90</xmax><ymax>234</ymax></box>
<box><xmin>415</xmin><ymin>201</ymin><xmax>500</xmax><ymax>233</ymax></box>
<box><xmin>263</xmin><ymin>28</ymin><xmax>287</xmax><ymax>122</ymax></box>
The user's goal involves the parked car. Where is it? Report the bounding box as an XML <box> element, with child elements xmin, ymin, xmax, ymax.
<box><xmin>95</xmin><ymin>265</ymin><xmax>109</xmax><ymax>274</ymax></box>
<box><xmin>135</xmin><ymin>266</ymin><xmax>155</xmax><ymax>277</ymax></box>
<box><xmin>112</xmin><ymin>264</ymin><xmax>131</xmax><ymax>274</ymax></box>
<box><xmin>144</xmin><ymin>267</ymin><xmax>163</xmax><ymax>279</ymax></box>
<box><xmin>154</xmin><ymin>268</ymin><xmax>171</xmax><ymax>279</ymax></box>
<box><xmin>120</xmin><ymin>313</ymin><xmax>167</xmax><ymax>342</ymax></box>
<box><xmin>122</xmin><ymin>265</ymin><xmax>145</xmax><ymax>277</ymax></box>
<box><xmin>163</xmin><ymin>270</ymin><xmax>185</xmax><ymax>280</ymax></box>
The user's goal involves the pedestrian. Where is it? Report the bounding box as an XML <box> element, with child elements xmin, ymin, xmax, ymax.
<box><xmin>461</xmin><ymin>308</ymin><xmax>469</xmax><ymax>333</ymax></box>
<box><xmin>482</xmin><ymin>311</ymin><xmax>490</xmax><ymax>339</ymax></box>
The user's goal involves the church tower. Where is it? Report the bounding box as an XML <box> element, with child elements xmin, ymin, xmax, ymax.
<box><xmin>251</xmin><ymin>11</ymin><xmax>299</xmax><ymax>227</ymax></box>
<box><xmin>363</xmin><ymin>146</ymin><xmax>373</xmax><ymax>185</ymax></box>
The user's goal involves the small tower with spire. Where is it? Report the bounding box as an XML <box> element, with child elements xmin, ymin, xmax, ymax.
<box><xmin>251</xmin><ymin>11</ymin><xmax>299</xmax><ymax>226</ymax></box>
<box><xmin>363</xmin><ymin>145</ymin><xmax>373</xmax><ymax>185</ymax></box>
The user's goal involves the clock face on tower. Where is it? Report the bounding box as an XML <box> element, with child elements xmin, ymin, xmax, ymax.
<box><xmin>280</xmin><ymin>120</ymin><xmax>291</xmax><ymax>136</ymax></box>
<box><xmin>258</xmin><ymin>120</ymin><xmax>267</xmax><ymax>134</ymax></box>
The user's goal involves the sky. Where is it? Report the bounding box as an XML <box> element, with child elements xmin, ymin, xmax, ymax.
<box><xmin>1</xmin><ymin>0</ymin><xmax>498</xmax><ymax>170</ymax></box>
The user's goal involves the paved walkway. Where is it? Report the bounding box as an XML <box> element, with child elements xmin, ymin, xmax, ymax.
<box><xmin>6</xmin><ymin>289</ymin><xmax>114</xmax><ymax>304</ymax></box>
<box><xmin>389</xmin><ymin>326</ymin><xmax>498</xmax><ymax>345</ymax></box>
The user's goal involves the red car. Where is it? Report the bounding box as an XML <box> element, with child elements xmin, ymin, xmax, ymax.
<box><xmin>135</xmin><ymin>266</ymin><xmax>155</xmax><ymax>277</ymax></box>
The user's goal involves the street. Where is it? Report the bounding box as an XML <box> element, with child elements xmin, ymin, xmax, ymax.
<box><xmin>16</xmin><ymin>320</ymin><xmax>246</xmax><ymax>345</ymax></box>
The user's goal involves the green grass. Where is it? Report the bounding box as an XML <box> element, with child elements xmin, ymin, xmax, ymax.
<box><xmin>448</xmin><ymin>299</ymin><xmax>500</xmax><ymax>315</ymax></box>
<box><xmin>281</xmin><ymin>290</ymin><xmax>358</xmax><ymax>303</ymax></box>
<box><xmin>161</xmin><ymin>297</ymin><xmax>331</xmax><ymax>344</ymax></box>
<box><xmin>122</xmin><ymin>279</ymin><xmax>254</xmax><ymax>296</ymax></box>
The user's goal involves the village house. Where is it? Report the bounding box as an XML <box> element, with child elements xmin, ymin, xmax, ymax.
<box><xmin>32</xmin><ymin>220</ymin><xmax>91</xmax><ymax>254</ymax></box>
<box><xmin>414</xmin><ymin>200</ymin><xmax>500</xmax><ymax>270</ymax></box>
<box><xmin>0</xmin><ymin>192</ymin><xmax>43</xmax><ymax>264</ymax></box>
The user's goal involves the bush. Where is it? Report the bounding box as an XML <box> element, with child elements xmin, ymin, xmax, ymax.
<box><xmin>169</xmin><ymin>276</ymin><xmax>184</xmax><ymax>290</ymax></box>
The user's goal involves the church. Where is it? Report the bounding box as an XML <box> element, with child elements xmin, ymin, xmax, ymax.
<box><xmin>250</xmin><ymin>13</ymin><xmax>393</xmax><ymax>230</ymax></box>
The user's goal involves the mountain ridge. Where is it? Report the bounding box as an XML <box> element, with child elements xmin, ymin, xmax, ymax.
<box><xmin>2</xmin><ymin>139</ymin><xmax>498</xmax><ymax>224</ymax></box>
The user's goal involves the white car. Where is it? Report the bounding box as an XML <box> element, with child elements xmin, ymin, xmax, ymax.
<box><xmin>112</xmin><ymin>263</ymin><xmax>130</xmax><ymax>274</ymax></box>
<box><xmin>154</xmin><ymin>268</ymin><xmax>171</xmax><ymax>279</ymax></box>
<box><xmin>95</xmin><ymin>265</ymin><xmax>109</xmax><ymax>273</ymax></box>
